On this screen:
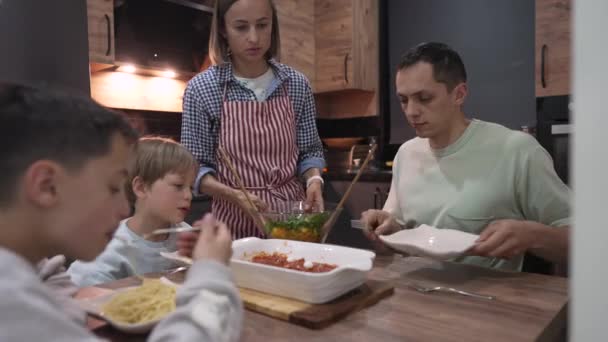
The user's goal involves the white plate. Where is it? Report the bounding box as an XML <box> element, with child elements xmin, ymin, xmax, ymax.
<box><xmin>379</xmin><ymin>224</ymin><xmax>478</xmax><ymax>260</ymax></box>
<box><xmin>77</xmin><ymin>278</ymin><xmax>178</xmax><ymax>334</ymax></box>
<box><xmin>230</xmin><ymin>238</ymin><xmax>376</xmax><ymax>304</ymax></box>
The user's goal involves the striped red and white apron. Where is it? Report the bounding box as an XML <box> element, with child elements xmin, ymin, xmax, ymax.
<box><xmin>212</xmin><ymin>81</ymin><xmax>306</xmax><ymax>239</ymax></box>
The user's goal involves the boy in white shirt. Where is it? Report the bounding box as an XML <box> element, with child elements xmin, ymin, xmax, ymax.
<box><xmin>69</xmin><ymin>137</ymin><xmax>197</xmax><ymax>286</ymax></box>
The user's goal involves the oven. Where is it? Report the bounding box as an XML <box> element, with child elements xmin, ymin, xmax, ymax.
<box><xmin>536</xmin><ymin>96</ymin><xmax>571</xmax><ymax>185</ymax></box>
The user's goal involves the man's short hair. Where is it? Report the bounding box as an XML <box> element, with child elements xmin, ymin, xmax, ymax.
<box><xmin>0</xmin><ymin>82</ymin><xmax>138</xmax><ymax>206</ymax></box>
<box><xmin>397</xmin><ymin>42</ymin><xmax>467</xmax><ymax>91</ymax></box>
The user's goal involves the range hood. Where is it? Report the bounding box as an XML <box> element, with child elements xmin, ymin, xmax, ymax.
<box><xmin>113</xmin><ymin>0</ymin><xmax>213</xmax><ymax>74</ymax></box>
<box><xmin>0</xmin><ymin>0</ymin><xmax>90</xmax><ymax>94</ymax></box>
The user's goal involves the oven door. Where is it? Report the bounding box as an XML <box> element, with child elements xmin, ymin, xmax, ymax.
<box><xmin>537</xmin><ymin>121</ymin><xmax>570</xmax><ymax>185</ymax></box>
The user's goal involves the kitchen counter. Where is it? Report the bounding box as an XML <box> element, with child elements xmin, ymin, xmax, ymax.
<box><xmin>323</xmin><ymin>169</ymin><xmax>392</xmax><ymax>182</ymax></box>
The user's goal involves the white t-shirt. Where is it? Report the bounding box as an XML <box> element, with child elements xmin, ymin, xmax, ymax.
<box><xmin>234</xmin><ymin>67</ymin><xmax>276</xmax><ymax>101</ymax></box>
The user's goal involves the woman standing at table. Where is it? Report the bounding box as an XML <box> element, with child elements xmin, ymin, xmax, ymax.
<box><xmin>181</xmin><ymin>0</ymin><xmax>325</xmax><ymax>239</ymax></box>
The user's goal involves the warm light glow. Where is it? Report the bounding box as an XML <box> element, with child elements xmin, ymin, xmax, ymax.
<box><xmin>121</xmin><ymin>65</ymin><xmax>136</xmax><ymax>73</ymax></box>
<box><xmin>162</xmin><ymin>70</ymin><xmax>177</xmax><ymax>78</ymax></box>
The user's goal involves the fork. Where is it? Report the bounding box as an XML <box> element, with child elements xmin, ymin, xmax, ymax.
<box><xmin>142</xmin><ymin>226</ymin><xmax>200</xmax><ymax>239</ymax></box>
<box><xmin>168</xmin><ymin>266</ymin><xmax>188</xmax><ymax>275</ymax></box>
<box><xmin>407</xmin><ymin>283</ymin><xmax>495</xmax><ymax>300</ymax></box>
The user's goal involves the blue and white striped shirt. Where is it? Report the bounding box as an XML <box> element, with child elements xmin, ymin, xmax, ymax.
<box><xmin>181</xmin><ymin>59</ymin><xmax>325</xmax><ymax>194</ymax></box>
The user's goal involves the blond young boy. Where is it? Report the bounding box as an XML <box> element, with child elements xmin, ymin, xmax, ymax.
<box><xmin>69</xmin><ymin>137</ymin><xmax>198</xmax><ymax>286</ymax></box>
<box><xmin>0</xmin><ymin>83</ymin><xmax>242</xmax><ymax>341</ymax></box>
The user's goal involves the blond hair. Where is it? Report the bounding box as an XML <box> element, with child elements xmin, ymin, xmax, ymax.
<box><xmin>125</xmin><ymin>137</ymin><xmax>197</xmax><ymax>205</ymax></box>
<box><xmin>208</xmin><ymin>0</ymin><xmax>281</xmax><ymax>65</ymax></box>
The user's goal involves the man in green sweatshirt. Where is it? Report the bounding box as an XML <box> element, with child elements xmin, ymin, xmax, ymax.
<box><xmin>362</xmin><ymin>42</ymin><xmax>570</xmax><ymax>271</ymax></box>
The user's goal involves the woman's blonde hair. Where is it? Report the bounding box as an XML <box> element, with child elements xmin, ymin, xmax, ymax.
<box><xmin>208</xmin><ymin>0</ymin><xmax>281</xmax><ymax>65</ymax></box>
<box><xmin>125</xmin><ymin>136</ymin><xmax>197</xmax><ymax>205</ymax></box>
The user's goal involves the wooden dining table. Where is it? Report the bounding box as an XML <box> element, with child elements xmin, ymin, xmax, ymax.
<box><xmin>84</xmin><ymin>255</ymin><xmax>568</xmax><ymax>342</ymax></box>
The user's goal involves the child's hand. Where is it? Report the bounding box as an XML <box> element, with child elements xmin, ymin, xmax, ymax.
<box><xmin>191</xmin><ymin>214</ymin><xmax>233</xmax><ymax>265</ymax></box>
<box><xmin>177</xmin><ymin>231</ymin><xmax>198</xmax><ymax>257</ymax></box>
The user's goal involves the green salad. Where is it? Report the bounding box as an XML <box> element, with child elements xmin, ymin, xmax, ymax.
<box><xmin>265</xmin><ymin>212</ymin><xmax>330</xmax><ymax>242</ymax></box>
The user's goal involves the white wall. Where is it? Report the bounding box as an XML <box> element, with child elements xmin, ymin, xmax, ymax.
<box><xmin>572</xmin><ymin>1</ymin><xmax>608</xmax><ymax>340</ymax></box>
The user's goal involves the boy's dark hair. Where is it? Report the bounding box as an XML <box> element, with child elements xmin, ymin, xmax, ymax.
<box><xmin>397</xmin><ymin>42</ymin><xmax>467</xmax><ymax>91</ymax></box>
<box><xmin>0</xmin><ymin>82</ymin><xmax>139</xmax><ymax>206</ymax></box>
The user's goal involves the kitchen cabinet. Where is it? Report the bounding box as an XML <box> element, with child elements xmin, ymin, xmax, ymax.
<box><xmin>314</xmin><ymin>0</ymin><xmax>378</xmax><ymax>93</ymax></box>
<box><xmin>535</xmin><ymin>0</ymin><xmax>571</xmax><ymax>96</ymax></box>
<box><xmin>274</xmin><ymin>0</ymin><xmax>316</xmax><ymax>84</ymax></box>
<box><xmin>327</xmin><ymin>180</ymin><xmax>390</xmax><ymax>218</ymax></box>
<box><xmin>86</xmin><ymin>0</ymin><xmax>114</xmax><ymax>64</ymax></box>
<box><xmin>323</xmin><ymin>180</ymin><xmax>389</xmax><ymax>249</ymax></box>
<box><xmin>275</xmin><ymin>0</ymin><xmax>378</xmax><ymax>93</ymax></box>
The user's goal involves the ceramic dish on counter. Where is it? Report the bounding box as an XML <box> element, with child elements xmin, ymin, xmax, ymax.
<box><xmin>160</xmin><ymin>238</ymin><xmax>376</xmax><ymax>304</ymax></box>
<box><xmin>231</xmin><ymin>237</ymin><xmax>375</xmax><ymax>304</ymax></box>
<box><xmin>378</xmin><ymin>224</ymin><xmax>479</xmax><ymax>260</ymax></box>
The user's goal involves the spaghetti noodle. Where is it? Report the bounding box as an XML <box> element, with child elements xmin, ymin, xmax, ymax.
<box><xmin>102</xmin><ymin>279</ymin><xmax>176</xmax><ymax>324</ymax></box>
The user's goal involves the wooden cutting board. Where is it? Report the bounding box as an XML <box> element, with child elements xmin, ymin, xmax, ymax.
<box><xmin>239</xmin><ymin>280</ymin><xmax>395</xmax><ymax>329</ymax></box>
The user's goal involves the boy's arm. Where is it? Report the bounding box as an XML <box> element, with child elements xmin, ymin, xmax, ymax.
<box><xmin>38</xmin><ymin>255</ymin><xmax>78</xmax><ymax>295</ymax></box>
<box><xmin>67</xmin><ymin>244</ymin><xmax>134</xmax><ymax>287</ymax></box>
<box><xmin>37</xmin><ymin>255</ymin><xmax>87</xmax><ymax>324</ymax></box>
<box><xmin>148</xmin><ymin>260</ymin><xmax>243</xmax><ymax>342</ymax></box>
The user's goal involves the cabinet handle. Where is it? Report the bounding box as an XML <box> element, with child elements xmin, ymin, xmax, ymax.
<box><xmin>541</xmin><ymin>44</ymin><xmax>547</xmax><ymax>88</ymax></box>
<box><xmin>344</xmin><ymin>53</ymin><xmax>349</xmax><ymax>84</ymax></box>
<box><xmin>104</xmin><ymin>14</ymin><xmax>111</xmax><ymax>56</ymax></box>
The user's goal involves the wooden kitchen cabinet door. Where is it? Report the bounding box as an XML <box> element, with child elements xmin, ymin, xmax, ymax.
<box><xmin>314</xmin><ymin>0</ymin><xmax>378</xmax><ymax>93</ymax></box>
<box><xmin>86</xmin><ymin>0</ymin><xmax>114</xmax><ymax>64</ymax></box>
<box><xmin>314</xmin><ymin>0</ymin><xmax>352</xmax><ymax>92</ymax></box>
<box><xmin>274</xmin><ymin>0</ymin><xmax>316</xmax><ymax>84</ymax></box>
<box><xmin>535</xmin><ymin>0</ymin><xmax>571</xmax><ymax>96</ymax></box>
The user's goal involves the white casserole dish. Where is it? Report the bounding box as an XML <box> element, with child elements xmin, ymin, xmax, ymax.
<box><xmin>230</xmin><ymin>238</ymin><xmax>376</xmax><ymax>304</ymax></box>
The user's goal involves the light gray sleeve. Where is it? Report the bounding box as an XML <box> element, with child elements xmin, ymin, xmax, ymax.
<box><xmin>383</xmin><ymin>147</ymin><xmax>405</xmax><ymax>225</ymax></box>
<box><xmin>148</xmin><ymin>260</ymin><xmax>244</xmax><ymax>342</ymax></box>
<box><xmin>67</xmin><ymin>243</ymin><xmax>134</xmax><ymax>287</ymax></box>
<box><xmin>37</xmin><ymin>255</ymin><xmax>87</xmax><ymax>324</ymax></box>
<box><xmin>0</xmin><ymin>281</ymin><xmax>99</xmax><ymax>342</ymax></box>
<box><xmin>38</xmin><ymin>255</ymin><xmax>78</xmax><ymax>295</ymax></box>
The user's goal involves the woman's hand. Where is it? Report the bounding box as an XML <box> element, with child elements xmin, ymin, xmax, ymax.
<box><xmin>229</xmin><ymin>189</ymin><xmax>268</xmax><ymax>233</ymax></box>
<box><xmin>304</xmin><ymin>180</ymin><xmax>324</xmax><ymax>212</ymax></box>
<box><xmin>230</xmin><ymin>189</ymin><xmax>268</xmax><ymax>214</ymax></box>
<box><xmin>303</xmin><ymin>169</ymin><xmax>324</xmax><ymax>212</ymax></box>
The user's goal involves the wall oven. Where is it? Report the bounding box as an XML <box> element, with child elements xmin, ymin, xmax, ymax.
<box><xmin>536</xmin><ymin>96</ymin><xmax>570</xmax><ymax>185</ymax></box>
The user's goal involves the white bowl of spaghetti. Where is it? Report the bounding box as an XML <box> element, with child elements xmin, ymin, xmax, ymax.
<box><xmin>78</xmin><ymin>278</ymin><xmax>178</xmax><ymax>333</ymax></box>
